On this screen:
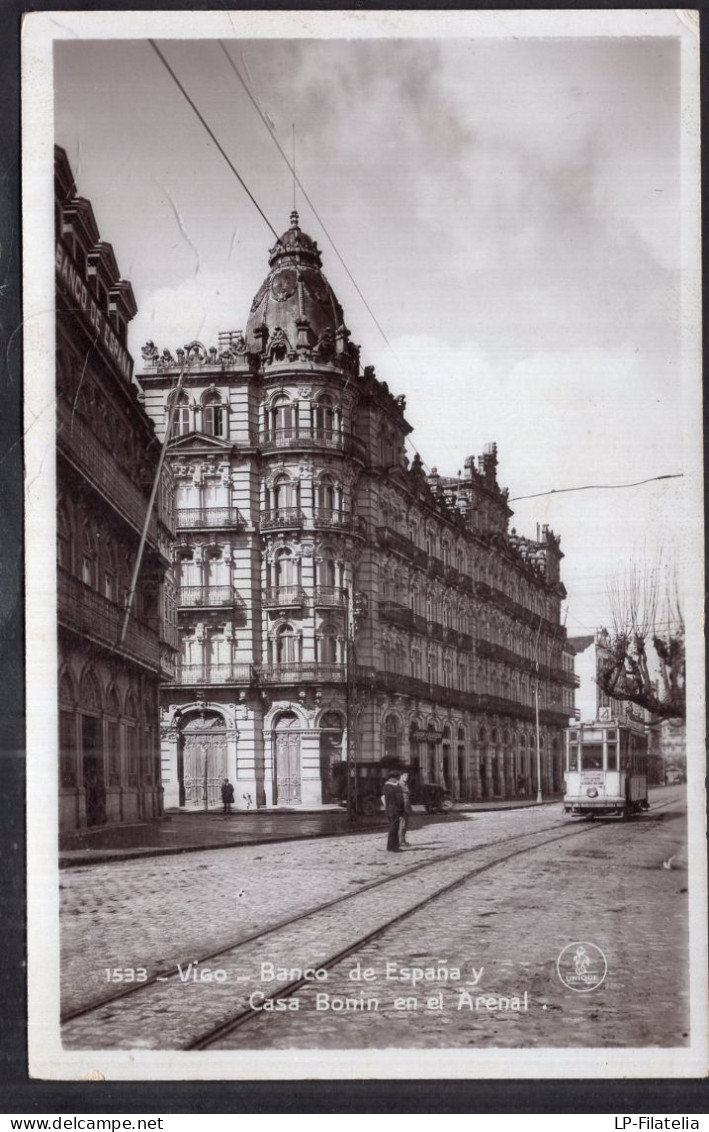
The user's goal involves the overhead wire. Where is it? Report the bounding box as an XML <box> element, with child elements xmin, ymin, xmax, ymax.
<box><xmin>148</xmin><ymin>39</ymin><xmax>282</xmax><ymax>244</ymax></box>
<box><xmin>217</xmin><ymin>40</ymin><xmax>398</xmax><ymax>360</ymax></box>
<box><xmin>509</xmin><ymin>473</ymin><xmax>684</xmax><ymax>503</ymax></box>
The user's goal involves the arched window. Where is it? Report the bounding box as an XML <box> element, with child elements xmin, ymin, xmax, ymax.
<box><xmin>57</xmin><ymin>499</ymin><xmax>72</xmax><ymax>571</ymax></box>
<box><xmin>316</xmin><ymin>552</ymin><xmax>337</xmax><ymax>589</ymax></box>
<box><xmin>202</xmin><ymin>390</ymin><xmax>225</xmax><ymax>438</ymax></box>
<box><xmin>273</xmin><ymin>474</ymin><xmax>298</xmax><ymax>511</ymax></box>
<box><xmin>103</xmin><ymin>538</ymin><xmax>117</xmax><ymax>602</ymax></box>
<box><xmin>274</xmin><ymin>548</ymin><xmax>296</xmax><ymax>588</ymax></box>
<box><xmin>270</xmin><ymin>394</ymin><xmax>295</xmax><ymax>434</ymax></box>
<box><xmin>314</xmin><ymin>474</ymin><xmax>337</xmax><ymax>513</ymax></box>
<box><xmin>276</xmin><ymin>623</ymin><xmax>298</xmax><ymax>664</ymax></box>
<box><xmin>80</xmin><ymin>522</ymin><xmax>97</xmax><ymax>589</ymax></box>
<box><xmin>316</xmin><ymin>622</ymin><xmax>339</xmax><ymax>664</ymax></box>
<box><xmin>312</xmin><ymin>394</ymin><xmax>337</xmax><ymax>436</ymax></box>
<box><xmin>170</xmin><ymin>390</ymin><xmax>191</xmax><ymax>438</ymax></box>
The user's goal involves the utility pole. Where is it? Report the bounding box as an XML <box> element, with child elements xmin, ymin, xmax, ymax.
<box><xmin>534</xmin><ymin>673</ymin><xmax>543</xmax><ymax>804</ymax></box>
<box><xmin>344</xmin><ymin>586</ymin><xmax>356</xmax><ymax>822</ymax></box>
<box><xmin>344</xmin><ymin>585</ymin><xmax>368</xmax><ymax>821</ymax></box>
<box><xmin>534</xmin><ymin>612</ymin><xmax>543</xmax><ymax>804</ymax></box>
<box><xmin>119</xmin><ymin>355</ymin><xmax>189</xmax><ymax>647</ymax></box>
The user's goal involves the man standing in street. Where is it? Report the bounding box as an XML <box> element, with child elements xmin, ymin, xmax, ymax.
<box><xmin>384</xmin><ymin>769</ymin><xmax>405</xmax><ymax>852</ymax></box>
<box><xmin>221</xmin><ymin>778</ymin><xmax>235</xmax><ymax>817</ymax></box>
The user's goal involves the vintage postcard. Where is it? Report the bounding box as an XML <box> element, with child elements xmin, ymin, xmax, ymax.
<box><xmin>23</xmin><ymin>9</ymin><xmax>705</xmax><ymax>1080</ymax></box>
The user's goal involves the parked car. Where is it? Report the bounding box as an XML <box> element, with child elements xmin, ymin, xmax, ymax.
<box><xmin>332</xmin><ymin>761</ymin><xmax>453</xmax><ymax>816</ymax></box>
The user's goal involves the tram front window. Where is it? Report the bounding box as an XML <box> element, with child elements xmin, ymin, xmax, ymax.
<box><xmin>581</xmin><ymin>743</ymin><xmax>603</xmax><ymax>770</ymax></box>
<box><xmin>607</xmin><ymin>742</ymin><xmax>617</xmax><ymax>770</ymax></box>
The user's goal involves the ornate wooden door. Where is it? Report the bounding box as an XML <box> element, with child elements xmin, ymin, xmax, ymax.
<box><xmin>276</xmin><ymin>731</ymin><xmax>301</xmax><ymax>805</ymax></box>
<box><xmin>183</xmin><ymin>733</ymin><xmax>226</xmax><ymax>809</ymax></box>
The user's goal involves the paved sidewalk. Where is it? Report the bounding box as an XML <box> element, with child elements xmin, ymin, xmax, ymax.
<box><xmin>59</xmin><ymin>796</ymin><xmax>563</xmax><ymax>868</ymax></box>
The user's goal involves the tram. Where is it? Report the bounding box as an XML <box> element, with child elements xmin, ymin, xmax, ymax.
<box><xmin>563</xmin><ymin>720</ymin><xmax>649</xmax><ymax>819</ymax></box>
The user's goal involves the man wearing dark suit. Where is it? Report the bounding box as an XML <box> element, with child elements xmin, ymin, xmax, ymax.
<box><xmin>384</xmin><ymin>771</ymin><xmax>405</xmax><ymax>852</ymax></box>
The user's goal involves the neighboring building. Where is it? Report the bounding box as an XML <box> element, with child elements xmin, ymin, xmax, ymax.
<box><xmin>137</xmin><ymin>211</ymin><xmax>572</xmax><ymax>811</ymax></box>
<box><xmin>55</xmin><ymin>146</ymin><xmax>177</xmax><ymax>836</ymax></box>
<box><xmin>568</xmin><ymin>629</ymin><xmax>637</xmax><ymax>727</ymax></box>
<box><xmin>659</xmin><ymin>718</ymin><xmax>686</xmax><ymax>783</ymax></box>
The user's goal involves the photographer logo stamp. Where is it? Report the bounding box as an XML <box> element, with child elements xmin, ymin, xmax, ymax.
<box><xmin>557</xmin><ymin>942</ymin><xmax>607</xmax><ymax>993</ymax></box>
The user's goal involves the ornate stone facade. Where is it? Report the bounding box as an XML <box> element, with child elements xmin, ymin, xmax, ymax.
<box><xmin>55</xmin><ymin>146</ymin><xmax>177</xmax><ymax>836</ymax></box>
<box><xmin>138</xmin><ymin>211</ymin><xmax>573</xmax><ymax>810</ymax></box>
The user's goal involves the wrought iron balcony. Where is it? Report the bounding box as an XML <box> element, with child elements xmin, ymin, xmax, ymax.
<box><xmin>176</xmin><ymin>506</ymin><xmax>245</xmax><ymax>530</ymax></box>
<box><xmin>171</xmin><ymin>663</ymin><xmax>254</xmax><ymax>686</ymax></box>
<box><xmin>313</xmin><ymin>586</ymin><xmax>348</xmax><ymax>608</ymax></box>
<box><xmin>260</xmin><ymin>507</ymin><xmax>305</xmax><ymax>531</ymax></box>
<box><xmin>379</xmin><ymin>600</ymin><xmax>414</xmax><ymax>629</ymax></box>
<box><xmin>178</xmin><ymin>585</ymin><xmax>238</xmax><ymax>608</ymax></box>
<box><xmin>262</xmin><ymin>586</ymin><xmax>307</xmax><ymax>609</ymax></box>
<box><xmin>258</xmin><ymin>662</ymin><xmax>346</xmax><ymax>684</ymax></box>
<box><xmin>311</xmin><ymin>509</ymin><xmax>362</xmax><ymax>534</ymax></box>
<box><xmin>259</xmin><ymin>428</ymin><xmax>366</xmax><ymax>460</ymax></box>
<box><xmin>57</xmin><ymin>568</ymin><xmax>160</xmax><ymax>671</ymax></box>
<box><xmin>57</xmin><ymin>400</ymin><xmax>161</xmax><ymax>548</ymax></box>
<box><xmin>376</xmin><ymin>526</ymin><xmax>416</xmax><ymax>559</ymax></box>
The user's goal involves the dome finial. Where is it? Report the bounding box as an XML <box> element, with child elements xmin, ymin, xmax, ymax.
<box><xmin>290</xmin><ymin>208</ymin><xmax>300</xmax><ymax>228</ymax></box>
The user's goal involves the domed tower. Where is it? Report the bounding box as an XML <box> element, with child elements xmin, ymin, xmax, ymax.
<box><xmin>251</xmin><ymin>211</ymin><xmax>366</xmax><ymax>807</ymax></box>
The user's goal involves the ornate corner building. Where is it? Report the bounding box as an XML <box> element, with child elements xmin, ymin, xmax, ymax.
<box><xmin>55</xmin><ymin>147</ymin><xmax>177</xmax><ymax>836</ymax></box>
<box><xmin>137</xmin><ymin>211</ymin><xmax>575</xmax><ymax>811</ymax></box>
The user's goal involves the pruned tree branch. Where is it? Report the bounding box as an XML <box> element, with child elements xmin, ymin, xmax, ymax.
<box><xmin>596</xmin><ymin>554</ymin><xmax>685</xmax><ymax>721</ymax></box>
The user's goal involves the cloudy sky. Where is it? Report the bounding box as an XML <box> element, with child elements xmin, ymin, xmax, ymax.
<box><xmin>51</xmin><ymin>17</ymin><xmax>699</xmax><ymax>637</ymax></box>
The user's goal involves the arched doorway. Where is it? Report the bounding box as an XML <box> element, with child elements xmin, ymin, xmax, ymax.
<box><xmin>319</xmin><ymin>711</ymin><xmax>344</xmax><ymax>804</ymax></box>
<box><xmin>179</xmin><ymin>711</ymin><xmax>227</xmax><ymax>810</ymax></box>
<box><xmin>274</xmin><ymin>711</ymin><xmax>301</xmax><ymax>806</ymax></box>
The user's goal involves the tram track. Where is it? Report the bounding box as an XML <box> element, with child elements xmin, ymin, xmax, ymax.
<box><xmin>61</xmin><ymin>797</ymin><xmax>678</xmax><ymax>1050</ymax></box>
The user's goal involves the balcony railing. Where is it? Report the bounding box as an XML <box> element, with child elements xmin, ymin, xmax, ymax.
<box><xmin>176</xmin><ymin>506</ymin><xmax>245</xmax><ymax>530</ymax></box>
<box><xmin>259</xmin><ymin>427</ymin><xmax>366</xmax><ymax>461</ymax></box>
<box><xmin>376</xmin><ymin>526</ymin><xmax>416</xmax><ymax>559</ymax></box>
<box><xmin>171</xmin><ymin>663</ymin><xmax>254</xmax><ymax>686</ymax></box>
<box><xmin>311</xmin><ymin>509</ymin><xmax>361</xmax><ymax>534</ymax></box>
<box><xmin>260</xmin><ymin>508</ymin><xmax>362</xmax><ymax>535</ymax></box>
<box><xmin>379</xmin><ymin>600</ymin><xmax>414</xmax><ymax>629</ymax></box>
<box><xmin>57</xmin><ymin>401</ymin><xmax>160</xmax><ymax>548</ymax></box>
<box><xmin>57</xmin><ymin>568</ymin><xmax>159</xmax><ymax>670</ymax></box>
<box><xmin>260</xmin><ymin>507</ymin><xmax>305</xmax><ymax>531</ymax></box>
<box><xmin>178</xmin><ymin>585</ymin><xmax>238</xmax><ymax>608</ymax></box>
<box><xmin>258</xmin><ymin>662</ymin><xmax>346</xmax><ymax>684</ymax></box>
<box><xmin>313</xmin><ymin>586</ymin><xmax>348</xmax><ymax>608</ymax></box>
<box><xmin>262</xmin><ymin>586</ymin><xmax>306</xmax><ymax>609</ymax></box>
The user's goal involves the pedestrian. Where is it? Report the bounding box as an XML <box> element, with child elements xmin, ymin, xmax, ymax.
<box><xmin>398</xmin><ymin>771</ymin><xmax>412</xmax><ymax>846</ymax></box>
<box><xmin>221</xmin><ymin>778</ymin><xmax>235</xmax><ymax>816</ymax></box>
<box><xmin>383</xmin><ymin>769</ymin><xmax>405</xmax><ymax>852</ymax></box>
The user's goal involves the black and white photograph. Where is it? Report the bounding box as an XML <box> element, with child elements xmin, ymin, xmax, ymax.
<box><xmin>23</xmin><ymin>9</ymin><xmax>705</xmax><ymax>1079</ymax></box>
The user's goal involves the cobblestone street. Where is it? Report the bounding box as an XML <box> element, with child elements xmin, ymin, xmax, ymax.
<box><xmin>60</xmin><ymin>787</ymin><xmax>689</xmax><ymax>1050</ymax></box>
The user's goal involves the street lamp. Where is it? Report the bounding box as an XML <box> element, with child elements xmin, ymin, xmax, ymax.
<box><xmin>533</xmin><ymin>671</ymin><xmax>543</xmax><ymax>805</ymax></box>
<box><xmin>344</xmin><ymin>586</ymin><xmax>368</xmax><ymax>822</ymax></box>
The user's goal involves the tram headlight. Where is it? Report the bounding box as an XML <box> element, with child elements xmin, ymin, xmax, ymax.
<box><xmin>586</xmin><ymin>787</ymin><xmax>598</xmax><ymax>798</ymax></box>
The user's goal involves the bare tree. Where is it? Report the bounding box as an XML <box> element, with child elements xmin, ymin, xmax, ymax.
<box><xmin>597</xmin><ymin>557</ymin><xmax>685</xmax><ymax>721</ymax></box>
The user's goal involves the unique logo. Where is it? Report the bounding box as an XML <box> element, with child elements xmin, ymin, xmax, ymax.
<box><xmin>556</xmin><ymin>942</ymin><xmax>607</xmax><ymax>992</ymax></box>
